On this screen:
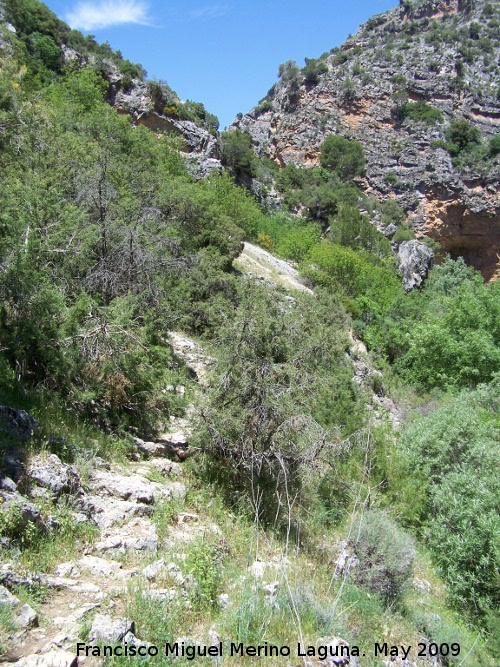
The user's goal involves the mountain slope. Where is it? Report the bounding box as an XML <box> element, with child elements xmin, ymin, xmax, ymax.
<box><xmin>234</xmin><ymin>0</ymin><xmax>500</xmax><ymax>279</ymax></box>
<box><xmin>0</xmin><ymin>0</ymin><xmax>220</xmax><ymax>176</ymax></box>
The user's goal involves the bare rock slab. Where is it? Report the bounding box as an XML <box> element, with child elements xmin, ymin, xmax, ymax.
<box><xmin>86</xmin><ymin>495</ymin><xmax>153</xmax><ymax>529</ymax></box>
<box><xmin>95</xmin><ymin>518</ymin><xmax>158</xmax><ymax>554</ymax></box>
<box><xmin>14</xmin><ymin>603</ymin><xmax>38</xmax><ymax>629</ymax></box>
<box><xmin>27</xmin><ymin>454</ymin><xmax>83</xmax><ymax>500</ymax></box>
<box><xmin>89</xmin><ymin>613</ymin><xmax>135</xmax><ymax>642</ymax></box>
<box><xmin>77</xmin><ymin>555</ymin><xmax>123</xmax><ymax>577</ymax></box>
<box><xmin>90</xmin><ymin>469</ymin><xmax>183</xmax><ymax>504</ymax></box>
<box><xmin>12</xmin><ymin>650</ymin><xmax>78</xmax><ymax>667</ymax></box>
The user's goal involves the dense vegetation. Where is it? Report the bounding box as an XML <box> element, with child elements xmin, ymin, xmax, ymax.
<box><xmin>1</xmin><ymin>0</ymin><xmax>500</xmax><ymax>664</ymax></box>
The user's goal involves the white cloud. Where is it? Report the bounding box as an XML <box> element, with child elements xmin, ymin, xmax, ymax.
<box><xmin>66</xmin><ymin>0</ymin><xmax>150</xmax><ymax>30</ymax></box>
<box><xmin>190</xmin><ymin>4</ymin><xmax>230</xmax><ymax>19</ymax></box>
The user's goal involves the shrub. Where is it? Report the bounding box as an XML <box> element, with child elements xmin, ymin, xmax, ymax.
<box><xmin>254</xmin><ymin>99</ymin><xmax>273</xmax><ymax>115</ymax></box>
<box><xmin>446</xmin><ymin>118</ymin><xmax>482</xmax><ymax>155</ymax></box>
<box><xmin>390</xmin><ymin>259</ymin><xmax>500</xmax><ymax>389</ymax></box>
<box><xmin>300</xmin><ymin>242</ymin><xmax>401</xmax><ymax>312</ymax></box>
<box><xmin>185</xmin><ymin>539</ymin><xmax>225</xmax><ymax>609</ymax></box>
<box><xmin>398</xmin><ymin>386</ymin><xmax>500</xmax><ymax>616</ymax></box>
<box><xmin>278</xmin><ymin>60</ymin><xmax>302</xmax><ymax>101</ymax></box>
<box><xmin>380</xmin><ymin>199</ymin><xmax>406</xmax><ymax>226</ymax></box>
<box><xmin>118</xmin><ymin>59</ymin><xmax>145</xmax><ymax>85</ymax></box>
<box><xmin>163</xmin><ymin>104</ymin><xmax>179</xmax><ymax>118</ymax></box>
<box><xmin>302</xmin><ymin>57</ymin><xmax>328</xmax><ymax>86</ymax></box>
<box><xmin>401</xmin><ymin>100</ymin><xmax>443</xmax><ymax>124</ymax></box>
<box><xmin>351</xmin><ymin>510</ymin><xmax>416</xmax><ymax>606</ymax></box>
<box><xmin>275</xmin><ymin>224</ymin><xmax>321</xmax><ymax>262</ymax></box>
<box><xmin>256</xmin><ymin>232</ymin><xmax>272</xmax><ymax>250</ymax></box>
<box><xmin>489</xmin><ymin>134</ymin><xmax>500</xmax><ymax>157</ymax></box>
<box><xmin>4</xmin><ymin>0</ymin><xmax>70</xmax><ymax>44</ymax></box>
<box><xmin>340</xmin><ymin>77</ymin><xmax>357</xmax><ymax>106</ymax></box>
<box><xmin>329</xmin><ymin>205</ymin><xmax>391</xmax><ymax>256</ymax></box>
<box><xmin>195</xmin><ymin>284</ymin><xmax>355</xmax><ymax>526</ymax></box>
<box><xmin>383</xmin><ymin>171</ymin><xmax>399</xmax><ymax>186</ymax></box>
<box><xmin>393</xmin><ymin>227</ymin><xmax>415</xmax><ymax>243</ymax></box>
<box><xmin>27</xmin><ymin>32</ymin><xmax>62</xmax><ymax>71</ymax></box>
<box><xmin>320</xmin><ymin>135</ymin><xmax>365</xmax><ymax>181</ymax></box>
<box><xmin>220</xmin><ymin>129</ymin><xmax>257</xmax><ymax>181</ymax></box>
<box><xmin>469</xmin><ymin>22</ymin><xmax>481</xmax><ymax>39</ymax></box>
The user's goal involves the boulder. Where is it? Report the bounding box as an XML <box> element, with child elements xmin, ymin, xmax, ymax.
<box><xmin>142</xmin><ymin>558</ymin><xmax>165</xmax><ymax>581</ymax></box>
<box><xmin>15</xmin><ymin>603</ymin><xmax>39</xmax><ymax>629</ymax></box>
<box><xmin>88</xmin><ymin>613</ymin><xmax>135</xmax><ymax>642</ymax></box>
<box><xmin>218</xmin><ymin>593</ymin><xmax>229</xmax><ymax>608</ymax></box>
<box><xmin>54</xmin><ymin>562</ymin><xmax>80</xmax><ymax>578</ymax></box>
<box><xmin>85</xmin><ymin>494</ymin><xmax>153</xmax><ymax>529</ymax></box>
<box><xmin>26</xmin><ymin>454</ymin><xmax>83</xmax><ymax>500</ymax></box>
<box><xmin>398</xmin><ymin>240</ymin><xmax>434</xmax><ymax>292</ymax></box>
<box><xmin>0</xmin><ymin>473</ymin><xmax>16</xmax><ymax>492</ymax></box>
<box><xmin>0</xmin><ymin>490</ymin><xmax>46</xmax><ymax>532</ymax></box>
<box><xmin>0</xmin><ymin>583</ymin><xmax>20</xmax><ymax>607</ymax></box>
<box><xmin>94</xmin><ymin>518</ymin><xmax>158</xmax><ymax>554</ymax></box>
<box><xmin>90</xmin><ymin>469</ymin><xmax>178</xmax><ymax>504</ymax></box>
<box><xmin>0</xmin><ymin>405</ymin><xmax>38</xmax><ymax>442</ymax></box>
<box><xmin>77</xmin><ymin>555</ymin><xmax>122</xmax><ymax>577</ymax></box>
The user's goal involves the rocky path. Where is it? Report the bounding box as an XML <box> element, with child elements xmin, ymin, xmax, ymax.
<box><xmin>1</xmin><ymin>444</ymin><xmax>189</xmax><ymax>665</ymax></box>
<box><xmin>0</xmin><ymin>333</ymin><xmax>219</xmax><ymax>666</ymax></box>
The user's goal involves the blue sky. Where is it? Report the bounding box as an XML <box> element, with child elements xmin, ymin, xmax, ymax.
<box><xmin>44</xmin><ymin>0</ymin><xmax>397</xmax><ymax>128</ymax></box>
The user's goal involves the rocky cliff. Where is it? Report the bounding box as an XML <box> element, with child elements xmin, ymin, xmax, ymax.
<box><xmin>234</xmin><ymin>0</ymin><xmax>500</xmax><ymax>279</ymax></box>
<box><xmin>61</xmin><ymin>48</ymin><xmax>221</xmax><ymax>174</ymax></box>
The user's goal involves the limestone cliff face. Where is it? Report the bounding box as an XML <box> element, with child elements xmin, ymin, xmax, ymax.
<box><xmin>110</xmin><ymin>82</ymin><xmax>220</xmax><ymax>161</ymax></box>
<box><xmin>75</xmin><ymin>53</ymin><xmax>220</xmax><ymax>166</ymax></box>
<box><xmin>59</xmin><ymin>39</ymin><xmax>221</xmax><ymax>173</ymax></box>
<box><xmin>234</xmin><ymin>0</ymin><xmax>500</xmax><ymax>278</ymax></box>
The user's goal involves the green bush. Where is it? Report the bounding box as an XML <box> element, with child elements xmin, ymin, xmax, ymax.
<box><xmin>195</xmin><ymin>284</ymin><xmax>357</xmax><ymax>525</ymax></box>
<box><xmin>278</xmin><ymin>60</ymin><xmax>302</xmax><ymax>101</ymax></box>
<box><xmin>275</xmin><ymin>223</ymin><xmax>321</xmax><ymax>262</ymax></box>
<box><xmin>383</xmin><ymin>172</ymin><xmax>399</xmax><ymax>186</ymax></box>
<box><xmin>351</xmin><ymin>510</ymin><xmax>416</xmax><ymax>606</ymax></box>
<box><xmin>186</xmin><ymin>539</ymin><xmax>225</xmax><ymax>609</ymax></box>
<box><xmin>489</xmin><ymin>134</ymin><xmax>500</xmax><ymax>157</ymax></box>
<box><xmin>329</xmin><ymin>205</ymin><xmax>391</xmax><ymax>256</ymax></box>
<box><xmin>302</xmin><ymin>57</ymin><xmax>328</xmax><ymax>85</ymax></box>
<box><xmin>397</xmin><ymin>385</ymin><xmax>500</xmax><ymax>617</ymax></box>
<box><xmin>27</xmin><ymin>32</ymin><xmax>62</xmax><ymax>71</ymax></box>
<box><xmin>220</xmin><ymin>129</ymin><xmax>257</xmax><ymax>181</ymax></box>
<box><xmin>4</xmin><ymin>0</ymin><xmax>70</xmax><ymax>44</ymax></box>
<box><xmin>393</xmin><ymin>227</ymin><xmax>415</xmax><ymax>243</ymax></box>
<box><xmin>254</xmin><ymin>99</ymin><xmax>273</xmax><ymax>115</ymax></box>
<box><xmin>394</xmin><ymin>282</ymin><xmax>500</xmax><ymax>389</ymax></box>
<box><xmin>380</xmin><ymin>199</ymin><xmax>406</xmax><ymax>226</ymax></box>
<box><xmin>300</xmin><ymin>242</ymin><xmax>401</xmax><ymax>314</ymax></box>
<box><xmin>320</xmin><ymin>135</ymin><xmax>366</xmax><ymax>181</ymax></box>
<box><xmin>367</xmin><ymin>258</ymin><xmax>500</xmax><ymax>390</ymax></box>
<box><xmin>446</xmin><ymin>118</ymin><xmax>482</xmax><ymax>155</ymax></box>
<box><xmin>401</xmin><ymin>100</ymin><xmax>443</xmax><ymax>124</ymax></box>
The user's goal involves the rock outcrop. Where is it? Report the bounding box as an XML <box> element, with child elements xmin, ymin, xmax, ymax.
<box><xmin>398</xmin><ymin>239</ymin><xmax>434</xmax><ymax>291</ymax></box>
<box><xmin>59</xmin><ymin>36</ymin><xmax>221</xmax><ymax>173</ymax></box>
<box><xmin>112</xmin><ymin>82</ymin><xmax>220</xmax><ymax>158</ymax></box>
<box><xmin>233</xmin><ymin>0</ymin><xmax>500</xmax><ymax>279</ymax></box>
